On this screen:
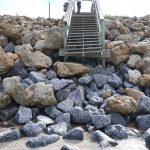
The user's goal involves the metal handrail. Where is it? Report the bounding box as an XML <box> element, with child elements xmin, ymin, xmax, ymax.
<box><xmin>93</xmin><ymin>0</ymin><xmax>105</xmax><ymax>67</ymax></box>
<box><xmin>63</xmin><ymin>0</ymin><xmax>75</xmax><ymax>49</ymax></box>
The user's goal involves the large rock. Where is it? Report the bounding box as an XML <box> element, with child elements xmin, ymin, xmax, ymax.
<box><xmin>3</xmin><ymin>76</ymin><xmax>28</xmax><ymax>105</ymax></box>
<box><xmin>15</xmin><ymin>44</ymin><xmax>52</xmax><ymax>69</ymax></box>
<box><xmin>110</xmin><ymin>44</ymin><xmax>130</xmax><ymax>65</ymax></box>
<box><xmin>0</xmin><ymin>36</ymin><xmax>8</xmax><ymax>47</ymax></box>
<box><xmin>21</xmin><ymin>122</ymin><xmax>46</xmax><ymax>137</ymax></box>
<box><xmin>128</xmin><ymin>69</ymin><xmax>141</xmax><ymax>84</ymax></box>
<box><xmin>56</xmin><ymin>113</ymin><xmax>70</xmax><ymax>124</ymax></box>
<box><xmin>0</xmin><ymin>93</ymin><xmax>11</xmax><ymax>109</ymax></box>
<box><xmin>106</xmin><ymin>96</ymin><xmax>137</xmax><ymax>114</ymax></box>
<box><xmin>104</xmin><ymin>124</ymin><xmax>128</xmax><ymax>139</ymax></box>
<box><xmin>136</xmin><ymin>115</ymin><xmax>150</xmax><ymax>130</ymax></box>
<box><xmin>53</xmin><ymin>62</ymin><xmax>90</xmax><ymax>77</ymax></box>
<box><xmin>0</xmin><ymin>47</ymin><xmax>14</xmax><ymax>75</ymax></box>
<box><xmin>13</xmin><ymin>106</ymin><xmax>32</xmax><ymax>124</ymax></box>
<box><xmin>92</xmin><ymin>115</ymin><xmax>111</xmax><ymax>129</ymax></box>
<box><xmin>34</xmin><ymin>26</ymin><xmax>63</xmax><ymax>54</ymax></box>
<box><xmin>0</xmin><ymin>127</ymin><xmax>20</xmax><ymax>142</ymax></box>
<box><xmin>26</xmin><ymin>134</ymin><xmax>59</xmax><ymax>148</ymax></box>
<box><xmin>25</xmin><ymin>82</ymin><xmax>57</xmax><ymax>106</ymax></box>
<box><xmin>135</xmin><ymin>53</ymin><xmax>150</xmax><ymax>74</ymax></box>
<box><xmin>138</xmin><ymin>74</ymin><xmax>150</xmax><ymax>87</ymax></box>
<box><xmin>0</xmin><ymin>23</ymin><xmax>20</xmax><ymax>40</ymax></box>
<box><xmin>63</xmin><ymin>127</ymin><xmax>84</xmax><ymax>140</ymax></box>
<box><xmin>129</xmin><ymin>23</ymin><xmax>144</xmax><ymax>31</ymax></box>
<box><xmin>130</xmin><ymin>39</ymin><xmax>150</xmax><ymax>54</ymax></box>
<box><xmin>93</xmin><ymin>74</ymin><xmax>107</xmax><ymax>88</ymax></box>
<box><xmin>137</xmin><ymin>96</ymin><xmax>150</xmax><ymax>114</ymax></box>
<box><xmin>127</xmin><ymin>54</ymin><xmax>141</xmax><ymax>68</ymax></box>
<box><xmin>125</xmin><ymin>88</ymin><xmax>144</xmax><ymax>100</ymax></box>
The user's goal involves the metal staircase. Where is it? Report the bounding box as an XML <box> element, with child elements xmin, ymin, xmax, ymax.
<box><xmin>60</xmin><ymin>0</ymin><xmax>108</xmax><ymax>67</ymax></box>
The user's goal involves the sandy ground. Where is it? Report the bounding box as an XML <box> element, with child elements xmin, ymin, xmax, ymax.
<box><xmin>0</xmin><ymin>127</ymin><xmax>148</xmax><ymax>150</ymax></box>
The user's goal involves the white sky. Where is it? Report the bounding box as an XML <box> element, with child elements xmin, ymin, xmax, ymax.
<box><xmin>0</xmin><ymin>0</ymin><xmax>149</xmax><ymax>19</ymax></box>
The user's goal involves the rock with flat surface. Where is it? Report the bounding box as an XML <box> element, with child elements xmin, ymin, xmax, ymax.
<box><xmin>106</xmin><ymin>96</ymin><xmax>137</xmax><ymax>114</ymax></box>
<box><xmin>0</xmin><ymin>127</ymin><xmax>20</xmax><ymax>142</ymax></box>
<box><xmin>26</xmin><ymin>134</ymin><xmax>59</xmax><ymax>148</ymax></box>
<box><xmin>56</xmin><ymin>89</ymin><xmax>70</xmax><ymax>103</ymax></box>
<box><xmin>138</xmin><ymin>74</ymin><xmax>150</xmax><ymax>87</ymax></box>
<box><xmin>127</xmin><ymin>54</ymin><xmax>141</xmax><ymax>68</ymax></box>
<box><xmin>37</xmin><ymin>115</ymin><xmax>54</xmax><ymax>125</ymax></box>
<box><xmin>93</xmin><ymin>74</ymin><xmax>107</xmax><ymax>88</ymax></box>
<box><xmin>63</xmin><ymin>127</ymin><xmax>84</xmax><ymax>140</ymax></box>
<box><xmin>92</xmin><ymin>115</ymin><xmax>111</xmax><ymax>129</ymax></box>
<box><xmin>104</xmin><ymin>124</ymin><xmax>128</xmax><ymax>139</ymax></box>
<box><xmin>78</xmin><ymin>75</ymin><xmax>93</xmax><ymax>84</ymax></box>
<box><xmin>55</xmin><ymin>113</ymin><xmax>70</xmax><ymax>124</ymax></box>
<box><xmin>53</xmin><ymin>62</ymin><xmax>90</xmax><ymax>77</ymax></box>
<box><xmin>128</xmin><ymin>69</ymin><xmax>141</xmax><ymax>84</ymax></box>
<box><xmin>47</xmin><ymin>122</ymin><xmax>67</xmax><ymax>136</ymax></box>
<box><xmin>21</xmin><ymin>122</ymin><xmax>46</xmax><ymax>137</ymax></box>
<box><xmin>13</xmin><ymin>106</ymin><xmax>32</xmax><ymax>124</ymax></box>
<box><xmin>15</xmin><ymin>44</ymin><xmax>52</xmax><ymax>69</ymax></box>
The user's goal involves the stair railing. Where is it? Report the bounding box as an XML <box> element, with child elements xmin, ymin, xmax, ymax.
<box><xmin>63</xmin><ymin>0</ymin><xmax>75</xmax><ymax>52</ymax></box>
<box><xmin>93</xmin><ymin>0</ymin><xmax>105</xmax><ymax>67</ymax></box>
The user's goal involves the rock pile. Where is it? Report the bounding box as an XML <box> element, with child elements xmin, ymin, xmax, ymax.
<box><xmin>0</xmin><ymin>14</ymin><xmax>149</xmax><ymax>149</ymax></box>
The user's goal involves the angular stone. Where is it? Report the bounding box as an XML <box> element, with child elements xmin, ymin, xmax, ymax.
<box><xmin>137</xmin><ymin>96</ymin><xmax>150</xmax><ymax>114</ymax></box>
<box><xmin>63</xmin><ymin>127</ymin><xmax>84</xmax><ymax>140</ymax></box>
<box><xmin>22</xmin><ymin>78</ymin><xmax>34</xmax><ymax>86</ymax></box>
<box><xmin>92</xmin><ymin>115</ymin><xmax>111</xmax><ymax>129</ymax></box>
<box><xmin>13</xmin><ymin>106</ymin><xmax>32</xmax><ymax>124</ymax></box>
<box><xmin>104</xmin><ymin>124</ymin><xmax>128</xmax><ymax>139</ymax></box>
<box><xmin>0</xmin><ymin>127</ymin><xmax>20</xmax><ymax>142</ymax></box>
<box><xmin>21</xmin><ymin>122</ymin><xmax>46</xmax><ymax>137</ymax></box>
<box><xmin>53</xmin><ymin>62</ymin><xmax>90</xmax><ymax>77</ymax></box>
<box><xmin>78</xmin><ymin>75</ymin><xmax>93</xmax><ymax>84</ymax></box>
<box><xmin>56</xmin><ymin>89</ymin><xmax>70</xmax><ymax>103</ymax></box>
<box><xmin>0</xmin><ymin>93</ymin><xmax>11</xmax><ymax>109</ymax></box>
<box><xmin>106</xmin><ymin>96</ymin><xmax>137</xmax><ymax>114</ymax></box>
<box><xmin>50</xmin><ymin>78</ymin><xmax>74</xmax><ymax>91</ymax></box>
<box><xmin>123</xmin><ymin>81</ymin><xmax>134</xmax><ymax>88</ymax></box>
<box><xmin>127</xmin><ymin>54</ymin><xmax>141</xmax><ymax>68</ymax></box>
<box><xmin>90</xmin><ymin>65</ymin><xmax>108</xmax><ymax>75</ymax></box>
<box><xmin>71</xmin><ymin>107</ymin><xmax>91</xmax><ymax>124</ymax></box>
<box><xmin>128</xmin><ymin>69</ymin><xmax>141</xmax><ymax>84</ymax></box>
<box><xmin>110</xmin><ymin>112</ymin><xmax>127</xmax><ymax>126</ymax></box>
<box><xmin>131</xmin><ymin>39</ymin><xmax>150</xmax><ymax>55</ymax></box>
<box><xmin>0</xmin><ymin>47</ymin><xmax>14</xmax><ymax>75</ymax></box>
<box><xmin>44</xmin><ymin>106</ymin><xmax>62</xmax><ymax>119</ymax></box>
<box><xmin>15</xmin><ymin>44</ymin><xmax>52</xmax><ymax>69</ymax></box>
<box><xmin>26</xmin><ymin>134</ymin><xmax>59</xmax><ymax>148</ymax></box>
<box><xmin>0</xmin><ymin>105</ymin><xmax>18</xmax><ymax>121</ymax></box>
<box><xmin>93</xmin><ymin>74</ymin><xmax>107</xmax><ymax>88</ymax></box>
<box><xmin>28</xmin><ymin>71</ymin><xmax>46</xmax><ymax>83</ymax></box>
<box><xmin>4</xmin><ymin>43</ymin><xmax>15</xmax><ymax>53</ymax></box>
<box><xmin>107</xmin><ymin>73</ymin><xmax>122</xmax><ymax>89</ymax></box>
<box><xmin>37</xmin><ymin>115</ymin><xmax>54</xmax><ymax>125</ymax></box>
<box><xmin>88</xmin><ymin>95</ymin><xmax>103</xmax><ymax>106</ymax></box>
<box><xmin>130</xmin><ymin>23</ymin><xmax>144</xmax><ymax>31</ymax></box>
<box><xmin>136</xmin><ymin>115</ymin><xmax>150</xmax><ymax>130</ymax></box>
<box><xmin>91</xmin><ymin>130</ymin><xmax>118</xmax><ymax>146</ymax></box>
<box><xmin>46</xmin><ymin>70</ymin><xmax>57</xmax><ymax>80</ymax></box>
<box><xmin>0</xmin><ymin>36</ymin><xmax>8</xmax><ymax>47</ymax></box>
<box><xmin>138</xmin><ymin>74</ymin><xmax>150</xmax><ymax>87</ymax></box>
<box><xmin>25</xmin><ymin>82</ymin><xmax>57</xmax><ymax>106</ymax></box>
<box><xmin>125</xmin><ymin>88</ymin><xmax>144</xmax><ymax>100</ymax></box>
<box><xmin>47</xmin><ymin>122</ymin><xmax>67</xmax><ymax>136</ymax></box>
<box><xmin>55</xmin><ymin>113</ymin><xmax>70</xmax><ymax>124</ymax></box>
<box><xmin>3</xmin><ymin>76</ymin><xmax>28</xmax><ymax>105</ymax></box>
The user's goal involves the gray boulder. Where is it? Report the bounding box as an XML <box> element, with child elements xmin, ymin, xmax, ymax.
<box><xmin>13</xmin><ymin>106</ymin><xmax>32</xmax><ymax>124</ymax></box>
<box><xmin>28</xmin><ymin>71</ymin><xmax>46</xmax><ymax>83</ymax></box>
<box><xmin>136</xmin><ymin>115</ymin><xmax>150</xmax><ymax>130</ymax></box>
<box><xmin>137</xmin><ymin>96</ymin><xmax>150</xmax><ymax>114</ymax></box>
<box><xmin>4</xmin><ymin>43</ymin><xmax>15</xmax><ymax>53</ymax></box>
<box><xmin>55</xmin><ymin>113</ymin><xmax>70</xmax><ymax>124</ymax></box>
<box><xmin>47</xmin><ymin>122</ymin><xmax>67</xmax><ymax>136</ymax></box>
<box><xmin>71</xmin><ymin>107</ymin><xmax>91</xmax><ymax>124</ymax></box>
<box><xmin>0</xmin><ymin>127</ymin><xmax>20</xmax><ymax>142</ymax></box>
<box><xmin>78</xmin><ymin>75</ymin><xmax>93</xmax><ymax>84</ymax></box>
<box><xmin>46</xmin><ymin>70</ymin><xmax>57</xmax><ymax>80</ymax></box>
<box><xmin>93</xmin><ymin>74</ymin><xmax>107</xmax><ymax>88</ymax></box>
<box><xmin>21</xmin><ymin>122</ymin><xmax>46</xmax><ymax>137</ymax></box>
<box><xmin>26</xmin><ymin>134</ymin><xmax>59</xmax><ymax>148</ymax></box>
<box><xmin>104</xmin><ymin>124</ymin><xmax>128</xmax><ymax>139</ymax></box>
<box><xmin>92</xmin><ymin>115</ymin><xmax>111</xmax><ymax>129</ymax></box>
<box><xmin>44</xmin><ymin>106</ymin><xmax>62</xmax><ymax>119</ymax></box>
<box><xmin>63</xmin><ymin>127</ymin><xmax>84</xmax><ymax>140</ymax></box>
<box><xmin>56</xmin><ymin>89</ymin><xmax>70</xmax><ymax>103</ymax></box>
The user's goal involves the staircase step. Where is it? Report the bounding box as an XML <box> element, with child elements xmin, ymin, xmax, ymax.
<box><xmin>67</xmin><ymin>40</ymin><xmax>99</xmax><ymax>44</ymax></box>
<box><xmin>66</xmin><ymin>46</ymin><xmax>102</xmax><ymax>51</ymax></box>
